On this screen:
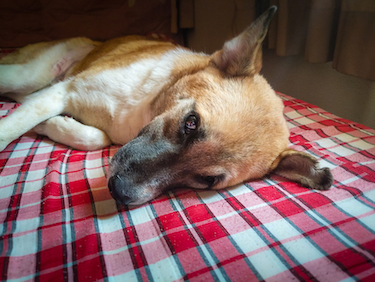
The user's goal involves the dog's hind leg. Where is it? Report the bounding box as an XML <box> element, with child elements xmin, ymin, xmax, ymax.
<box><xmin>0</xmin><ymin>82</ymin><xmax>68</xmax><ymax>151</ymax></box>
<box><xmin>0</xmin><ymin>37</ymin><xmax>98</xmax><ymax>99</ymax></box>
<box><xmin>33</xmin><ymin>116</ymin><xmax>111</xmax><ymax>150</ymax></box>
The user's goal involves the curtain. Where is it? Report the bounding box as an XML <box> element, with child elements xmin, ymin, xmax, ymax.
<box><xmin>267</xmin><ymin>0</ymin><xmax>375</xmax><ymax>81</ymax></box>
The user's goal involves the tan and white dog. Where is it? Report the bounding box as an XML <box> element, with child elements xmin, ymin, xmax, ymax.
<box><xmin>0</xmin><ymin>7</ymin><xmax>333</xmax><ymax>205</ymax></box>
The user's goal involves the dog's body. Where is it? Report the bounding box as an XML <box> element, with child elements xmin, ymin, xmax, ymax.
<box><xmin>0</xmin><ymin>7</ymin><xmax>333</xmax><ymax>205</ymax></box>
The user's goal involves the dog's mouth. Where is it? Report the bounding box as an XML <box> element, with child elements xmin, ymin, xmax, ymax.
<box><xmin>107</xmin><ymin>173</ymin><xmax>170</xmax><ymax>206</ymax></box>
<box><xmin>107</xmin><ymin>170</ymin><xmax>230</xmax><ymax>206</ymax></box>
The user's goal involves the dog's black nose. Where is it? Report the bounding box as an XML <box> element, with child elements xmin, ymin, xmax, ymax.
<box><xmin>108</xmin><ymin>175</ymin><xmax>132</xmax><ymax>206</ymax></box>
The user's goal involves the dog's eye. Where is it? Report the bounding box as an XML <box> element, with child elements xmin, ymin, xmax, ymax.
<box><xmin>184</xmin><ymin>114</ymin><xmax>198</xmax><ymax>134</ymax></box>
<box><xmin>202</xmin><ymin>176</ymin><xmax>216</xmax><ymax>186</ymax></box>
<box><xmin>195</xmin><ymin>174</ymin><xmax>224</xmax><ymax>189</ymax></box>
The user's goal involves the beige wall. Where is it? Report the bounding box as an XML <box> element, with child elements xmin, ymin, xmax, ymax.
<box><xmin>261</xmin><ymin>50</ymin><xmax>375</xmax><ymax>129</ymax></box>
<box><xmin>186</xmin><ymin>0</ymin><xmax>255</xmax><ymax>54</ymax></box>
<box><xmin>186</xmin><ymin>0</ymin><xmax>375</xmax><ymax>129</ymax></box>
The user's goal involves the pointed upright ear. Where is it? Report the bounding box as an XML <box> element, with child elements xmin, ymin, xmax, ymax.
<box><xmin>210</xmin><ymin>6</ymin><xmax>277</xmax><ymax>77</ymax></box>
<box><xmin>270</xmin><ymin>149</ymin><xmax>333</xmax><ymax>190</ymax></box>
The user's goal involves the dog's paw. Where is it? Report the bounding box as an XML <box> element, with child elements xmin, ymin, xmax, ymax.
<box><xmin>33</xmin><ymin>120</ymin><xmax>48</xmax><ymax>135</ymax></box>
<box><xmin>33</xmin><ymin>116</ymin><xmax>111</xmax><ymax>150</ymax></box>
<box><xmin>311</xmin><ymin>167</ymin><xmax>333</xmax><ymax>190</ymax></box>
<box><xmin>33</xmin><ymin>116</ymin><xmax>74</xmax><ymax>136</ymax></box>
<box><xmin>273</xmin><ymin>149</ymin><xmax>334</xmax><ymax>191</ymax></box>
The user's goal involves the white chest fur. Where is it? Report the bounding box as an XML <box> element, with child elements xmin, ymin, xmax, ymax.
<box><xmin>67</xmin><ymin>48</ymin><xmax>193</xmax><ymax>144</ymax></box>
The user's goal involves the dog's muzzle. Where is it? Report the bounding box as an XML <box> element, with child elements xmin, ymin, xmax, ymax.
<box><xmin>107</xmin><ymin>123</ymin><xmax>181</xmax><ymax>206</ymax></box>
<box><xmin>107</xmin><ymin>175</ymin><xmax>133</xmax><ymax>206</ymax></box>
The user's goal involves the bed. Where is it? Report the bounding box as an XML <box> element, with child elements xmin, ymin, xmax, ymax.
<box><xmin>1</xmin><ymin>48</ymin><xmax>375</xmax><ymax>281</ymax></box>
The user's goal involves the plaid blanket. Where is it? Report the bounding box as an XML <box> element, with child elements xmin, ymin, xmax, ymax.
<box><xmin>1</xmin><ymin>92</ymin><xmax>375</xmax><ymax>281</ymax></box>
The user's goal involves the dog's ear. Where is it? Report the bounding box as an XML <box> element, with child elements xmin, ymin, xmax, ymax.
<box><xmin>270</xmin><ymin>149</ymin><xmax>333</xmax><ymax>190</ymax></box>
<box><xmin>210</xmin><ymin>6</ymin><xmax>277</xmax><ymax>77</ymax></box>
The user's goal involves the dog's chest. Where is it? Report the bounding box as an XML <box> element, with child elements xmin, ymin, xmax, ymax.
<box><xmin>68</xmin><ymin>53</ymin><xmax>182</xmax><ymax>144</ymax></box>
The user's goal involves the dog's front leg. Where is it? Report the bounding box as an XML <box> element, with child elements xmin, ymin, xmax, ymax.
<box><xmin>0</xmin><ymin>82</ymin><xmax>67</xmax><ymax>151</ymax></box>
<box><xmin>33</xmin><ymin>116</ymin><xmax>111</xmax><ymax>150</ymax></box>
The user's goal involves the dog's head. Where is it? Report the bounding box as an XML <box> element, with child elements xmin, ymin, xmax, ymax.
<box><xmin>108</xmin><ymin>7</ymin><xmax>333</xmax><ymax>206</ymax></box>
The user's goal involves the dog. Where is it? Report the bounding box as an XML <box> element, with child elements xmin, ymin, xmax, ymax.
<box><xmin>0</xmin><ymin>7</ymin><xmax>333</xmax><ymax>206</ymax></box>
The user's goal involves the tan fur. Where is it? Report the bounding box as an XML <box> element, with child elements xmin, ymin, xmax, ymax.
<box><xmin>70</xmin><ymin>36</ymin><xmax>177</xmax><ymax>77</ymax></box>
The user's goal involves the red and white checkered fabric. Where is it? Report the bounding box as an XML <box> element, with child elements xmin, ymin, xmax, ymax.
<box><xmin>1</xmin><ymin>91</ymin><xmax>375</xmax><ymax>281</ymax></box>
